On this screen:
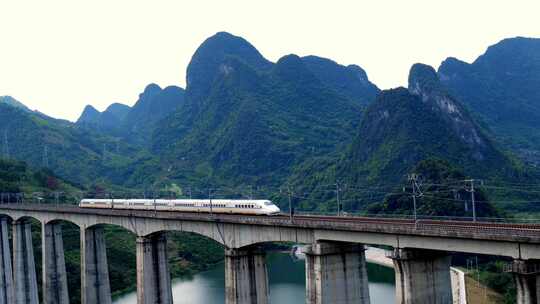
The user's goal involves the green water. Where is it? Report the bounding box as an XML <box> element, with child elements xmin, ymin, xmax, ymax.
<box><xmin>114</xmin><ymin>252</ymin><xmax>395</xmax><ymax>303</ymax></box>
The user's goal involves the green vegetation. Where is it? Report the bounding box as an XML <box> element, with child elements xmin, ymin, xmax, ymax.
<box><xmin>439</xmin><ymin>37</ymin><xmax>540</xmax><ymax>164</ymax></box>
<box><xmin>2</xmin><ymin>33</ymin><xmax>539</xmax><ymax>303</ymax></box>
<box><xmin>0</xmin><ymin>158</ymin><xmax>77</xmax><ymax>195</ymax></box>
<box><xmin>366</xmin><ymin>159</ymin><xmax>501</xmax><ymax>218</ymax></box>
<box><xmin>150</xmin><ymin>54</ymin><xmax>366</xmax><ymax>188</ymax></box>
<box><xmin>0</xmin><ymin>102</ymin><xmax>145</xmax><ymax>187</ymax></box>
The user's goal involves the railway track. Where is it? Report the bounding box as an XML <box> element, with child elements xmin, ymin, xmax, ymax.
<box><xmin>1</xmin><ymin>204</ymin><xmax>540</xmax><ymax>238</ymax></box>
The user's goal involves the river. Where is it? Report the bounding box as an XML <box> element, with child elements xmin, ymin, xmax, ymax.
<box><xmin>113</xmin><ymin>252</ymin><xmax>395</xmax><ymax>304</ymax></box>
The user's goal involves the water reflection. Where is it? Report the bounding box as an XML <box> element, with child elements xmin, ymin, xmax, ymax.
<box><xmin>113</xmin><ymin>252</ymin><xmax>395</xmax><ymax>304</ymax></box>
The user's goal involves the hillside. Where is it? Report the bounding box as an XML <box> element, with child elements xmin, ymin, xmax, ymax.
<box><xmin>77</xmin><ymin>84</ymin><xmax>185</xmax><ymax>144</ymax></box>
<box><xmin>77</xmin><ymin>103</ymin><xmax>130</xmax><ymax>135</ymax></box>
<box><xmin>0</xmin><ymin>101</ymin><xmax>142</xmax><ymax>186</ymax></box>
<box><xmin>301</xmin><ymin>55</ymin><xmax>380</xmax><ymax>105</ymax></box>
<box><xmin>148</xmin><ymin>32</ymin><xmax>378</xmax><ymax>188</ymax></box>
<box><xmin>121</xmin><ymin>84</ymin><xmax>185</xmax><ymax>144</ymax></box>
<box><xmin>286</xmin><ymin>63</ymin><xmax>527</xmax><ymax>212</ymax></box>
<box><xmin>0</xmin><ymin>158</ymin><xmax>77</xmax><ymax>197</ymax></box>
<box><xmin>438</xmin><ymin>37</ymin><xmax>540</xmax><ymax>165</ymax></box>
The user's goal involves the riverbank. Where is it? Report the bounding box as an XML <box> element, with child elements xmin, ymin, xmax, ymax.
<box><xmin>364</xmin><ymin>247</ymin><xmax>505</xmax><ymax>304</ymax></box>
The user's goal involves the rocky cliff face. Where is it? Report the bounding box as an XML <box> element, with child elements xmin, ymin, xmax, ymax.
<box><xmin>438</xmin><ymin>37</ymin><xmax>540</xmax><ymax>163</ymax></box>
<box><xmin>336</xmin><ymin>63</ymin><xmax>519</xmax><ymax>188</ymax></box>
<box><xmin>408</xmin><ymin>63</ymin><xmax>487</xmax><ymax>157</ymax></box>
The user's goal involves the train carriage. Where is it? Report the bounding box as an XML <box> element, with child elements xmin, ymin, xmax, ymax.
<box><xmin>79</xmin><ymin>199</ymin><xmax>281</xmax><ymax>215</ymax></box>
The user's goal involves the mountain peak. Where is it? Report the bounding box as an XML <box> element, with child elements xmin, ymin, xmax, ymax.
<box><xmin>346</xmin><ymin>64</ymin><xmax>369</xmax><ymax>82</ymax></box>
<box><xmin>186</xmin><ymin>32</ymin><xmax>272</xmax><ymax>104</ymax></box>
<box><xmin>142</xmin><ymin>83</ymin><xmax>162</xmax><ymax>95</ymax></box>
<box><xmin>104</xmin><ymin>103</ymin><xmax>130</xmax><ymax>120</ymax></box>
<box><xmin>408</xmin><ymin>63</ymin><xmax>441</xmax><ymax>96</ymax></box>
<box><xmin>475</xmin><ymin>37</ymin><xmax>540</xmax><ymax>65</ymax></box>
<box><xmin>274</xmin><ymin>54</ymin><xmax>319</xmax><ymax>85</ymax></box>
<box><xmin>0</xmin><ymin>96</ymin><xmax>30</xmax><ymax>112</ymax></box>
<box><xmin>77</xmin><ymin>105</ymin><xmax>100</xmax><ymax>123</ymax></box>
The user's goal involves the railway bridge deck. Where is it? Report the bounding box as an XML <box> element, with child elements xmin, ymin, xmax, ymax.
<box><xmin>0</xmin><ymin>203</ymin><xmax>538</xmax><ymax>304</ymax></box>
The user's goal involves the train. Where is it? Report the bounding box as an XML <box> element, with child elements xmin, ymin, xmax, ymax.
<box><xmin>79</xmin><ymin>198</ymin><xmax>281</xmax><ymax>215</ymax></box>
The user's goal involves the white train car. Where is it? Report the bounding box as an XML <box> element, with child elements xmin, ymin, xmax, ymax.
<box><xmin>79</xmin><ymin>199</ymin><xmax>281</xmax><ymax>215</ymax></box>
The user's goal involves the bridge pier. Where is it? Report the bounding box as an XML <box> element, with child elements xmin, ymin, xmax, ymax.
<box><xmin>13</xmin><ymin>220</ymin><xmax>39</xmax><ymax>304</ymax></box>
<box><xmin>0</xmin><ymin>217</ymin><xmax>14</xmax><ymax>304</ymax></box>
<box><xmin>507</xmin><ymin>259</ymin><xmax>540</xmax><ymax>304</ymax></box>
<box><xmin>42</xmin><ymin>222</ymin><xmax>69</xmax><ymax>304</ymax></box>
<box><xmin>224</xmin><ymin>246</ymin><xmax>269</xmax><ymax>304</ymax></box>
<box><xmin>390</xmin><ymin>248</ymin><xmax>452</xmax><ymax>304</ymax></box>
<box><xmin>304</xmin><ymin>242</ymin><xmax>370</xmax><ymax>304</ymax></box>
<box><xmin>81</xmin><ymin>226</ymin><xmax>112</xmax><ymax>304</ymax></box>
<box><xmin>136</xmin><ymin>233</ymin><xmax>173</xmax><ymax>304</ymax></box>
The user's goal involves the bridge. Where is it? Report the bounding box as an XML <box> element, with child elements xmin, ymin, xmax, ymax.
<box><xmin>0</xmin><ymin>204</ymin><xmax>539</xmax><ymax>304</ymax></box>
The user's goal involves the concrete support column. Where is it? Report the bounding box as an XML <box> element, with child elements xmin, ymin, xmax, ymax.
<box><xmin>304</xmin><ymin>242</ymin><xmax>370</xmax><ymax>304</ymax></box>
<box><xmin>42</xmin><ymin>222</ymin><xmax>69</xmax><ymax>304</ymax></box>
<box><xmin>0</xmin><ymin>217</ymin><xmax>14</xmax><ymax>304</ymax></box>
<box><xmin>224</xmin><ymin>246</ymin><xmax>269</xmax><ymax>304</ymax></box>
<box><xmin>13</xmin><ymin>220</ymin><xmax>39</xmax><ymax>304</ymax></box>
<box><xmin>507</xmin><ymin>259</ymin><xmax>540</xmax><ymax>304</ymax></box>
<box><xmin>81</xmin><ymin>226</ymin><xmax>112</xmax><ymax>304</ymax></box>
<box><xmin>390</xmin><ymin>248</ymin><xmax>452</xmax><ymax>304</ymax></box>
<box><xmin>136</xmin><ymin>233</ymin><xmax>172</xmax><ymax>304</ymax></box>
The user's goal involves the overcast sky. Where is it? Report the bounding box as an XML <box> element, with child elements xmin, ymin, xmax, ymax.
<box><xmin>1</xmin><ymin>0</ymin><xmax>539</xmax><ymax>121</ymax></box>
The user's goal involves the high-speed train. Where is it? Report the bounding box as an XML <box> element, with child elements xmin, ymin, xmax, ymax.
<box><xmin>79</xmin><ymin>199</ymin><xmax>281</xmax><ymax>215</ymax></box>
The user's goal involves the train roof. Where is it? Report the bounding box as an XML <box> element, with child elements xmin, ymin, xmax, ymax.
<box><xmin>80</xmin><ymin>198</ymin><xmax>272</xmax><ymax>202</ymax></box>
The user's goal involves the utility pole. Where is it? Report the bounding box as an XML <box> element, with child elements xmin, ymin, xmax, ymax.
<box><xmin>465</xmin><ymin>179</ymin><xmax>477</xmax><ymax>222</ymax></box>
<box><xmin>43</xmin><ymin>146</ymin><xmax>49</xmax><ymax>168</ymax></box>
<box><xmin>188</xmin><ymin>187</ymin><xmax>192</xmax><ymax>199</ymax></box>
<box><xmin>408</xmin><ymin>173</ymin><xmax>421</xmax><ymax>227</ymax></box>
<box><xmin>287</xmin><ymin>184</ymin><xmax>293</xmax><ymax>222</ymax></box>
<box><xmin>249</xmin><ymin>185</ymin><xmax>253</xmax><ymax>200</ymax></box>
<box><xmin>335</xmin><ymin>182</ymin><xmax>341</xmax><ymax>216</ymax></box>
<box><xmin>209</xmin><ymin>188</ymin><xmax>213</xmax><ymax>216</ymax></box>
<box><xmin>2</xmin><ymin>129</ymin><xmax>9</xmax><ymax>158</ymax></box>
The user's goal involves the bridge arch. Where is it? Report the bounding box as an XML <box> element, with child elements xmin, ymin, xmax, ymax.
<box><xmin>0</xmin><ymin>213</ymin><xmax>15</xmax><ymax>223</ymax></box>
<box><xmin>132</xmin><ymin>220</ymin><xmax>227</xmax><ymax>246</ymax></box>
<box><xmin>13</xmin><ymin>215</ymin><xmax>42</xmax><ymax>225</ymax></box>
<box><xmin>43</xmin><ymin>217</ymin><xmax>80</xmax><ymax>228</ymax></box>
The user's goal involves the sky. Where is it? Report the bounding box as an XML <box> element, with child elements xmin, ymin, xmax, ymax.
<box><xmin>1</xmin><ymin>0</ymin><xmax>539</xmax><ymax>121</ymax></box>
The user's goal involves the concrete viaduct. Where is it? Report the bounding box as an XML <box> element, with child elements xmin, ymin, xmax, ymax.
<box><xmin>0</xmin><ymin>204</ymin><xmax>539</xmax><ymax>304</ymax></box>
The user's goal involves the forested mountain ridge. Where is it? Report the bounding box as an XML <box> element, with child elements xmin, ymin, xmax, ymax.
<box><xmin>0</xmin><ymin>95</ymin><xmax>31</xmax><ymax>112</ymax></box>
<box><xmin>76</xmin><ymin>84</ymin><xmax>185</xmax><ymax>144</ymax></box>
<box><xmin>347</xmin><ymin>63</ymin><xmax>521</xmax><ymax>184</ymax></box>
<box><xmin>77</xmin><ymin>103</ymin><xmax>130</xmax><ymax>134</ymax></box>
<box><xmin>438</xmin><ymin>37</ymin><xmax>540</xmax><ymax>165</ymax></box>
<box><xmin>148</xmin><ymin>32</ymin><xmax>379</xmax><ymax>188</ymax></box>
<box><xmin>286</xmin><ymin>63</ymin><xmax>528</xmax><ymax>212</ymax></box>
<box><xmin>3</xmin><ymin>32</ymin><xmax>540</xmax><ymax>207</ymax></box>
<box><xmin>301</xmin><ymin>55</ymin><xmax>380</xmax><ymax>105</ymax></box>
<box><xmin>0</xmin><ymin>101</ymin><xmax>142</xmax><ymax>186</ymax></box>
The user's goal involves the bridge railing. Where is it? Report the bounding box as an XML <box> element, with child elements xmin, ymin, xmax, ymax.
<box><xmin>3</xmin><ymin>192</ymin><xmax>540</xmax><ymax>225</ymax></box>
<box><xmin>503</xmin><ymin>262</ymin><xmax>540</xmax><ymax>274</ymax></box>
<box><xmin>294</xmin><ymin>210</ymin><xmax>540</xmax><ymax>224</ymax></box>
